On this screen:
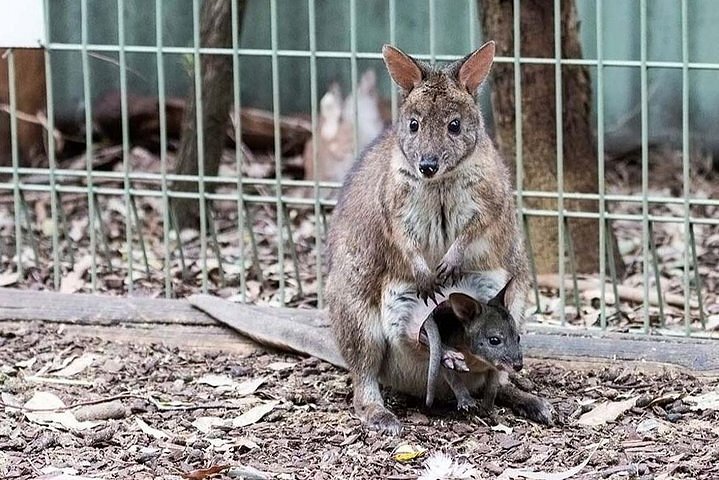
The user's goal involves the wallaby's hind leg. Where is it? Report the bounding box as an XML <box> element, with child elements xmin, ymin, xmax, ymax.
<box><xmin>353</xmin><ymin>373</ymin><xmax>402</xmax><ymax>435</ymax></box>
<box><xmin>496</xmin><ymin>382</ymin><xmax>554</xmax><ymax>425</ymax></box>
<box><xmin>442</xmin><ymin>370</ymin><xmax>478</xmax><ymax>412</ymax></box>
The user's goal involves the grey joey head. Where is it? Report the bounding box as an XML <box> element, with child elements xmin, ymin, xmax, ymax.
<box><xmin>381</xmin><ymin>41</ymin><xmax>495</xmax><ymax>179</ymax></box>
<box><xmin>447</xmin><ymin>278</ymin><xmax>523</xmax><ymax>373</ymax></box>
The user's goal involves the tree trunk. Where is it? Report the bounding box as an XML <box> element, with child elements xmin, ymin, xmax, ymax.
<box><xmin>480</xmin><ymin>0</ymin><xmax>622</xmax><ymax>275</ymax></box>
<box><xmin>173</xmin><ymin>0</ymin><xmax>246</xmax><ymax>230</ymax></box>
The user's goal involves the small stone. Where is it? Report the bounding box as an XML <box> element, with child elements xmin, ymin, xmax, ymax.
<box><xmin>635</xmin><ymin>394</ymin><xmax>653</xmax><ymax>408</ymax></box>
<box><xmin>665</xmin><ymin>413</ymin><xmax>683</xmax><ymax>423</ymax></box>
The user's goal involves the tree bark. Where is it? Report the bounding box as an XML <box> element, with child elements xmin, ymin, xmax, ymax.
<box><xmin>173</xmin><ymin>0</ymin><xmax>246</xmax><ymax>230</ymax></box>
<box><xmin>480</xmin><ymin>0</ymin><xmax>622</xmax><ymax>275</ymax></box>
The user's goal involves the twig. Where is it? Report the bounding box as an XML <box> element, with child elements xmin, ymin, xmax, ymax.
<box><xmin>0</xmin><ymin>104</ymin><xmax>66</xmax><ymax>152</ymax></box>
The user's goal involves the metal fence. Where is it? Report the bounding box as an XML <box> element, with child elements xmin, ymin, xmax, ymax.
<box><xmin>0</xmin><ymin>0</ymin><xmax>717</xmax><ymax>338</ymax></box>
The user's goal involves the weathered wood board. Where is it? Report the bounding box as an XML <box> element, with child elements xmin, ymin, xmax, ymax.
<box><xmin>1</xmin><ymin>288</ymin><xmax>718</xmax><ymax>374</ymax></box>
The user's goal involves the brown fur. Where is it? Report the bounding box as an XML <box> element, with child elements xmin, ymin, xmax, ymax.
<box><xmin>326</xmin><ymin>43</ymin><xmax>544</xmax><ymax>434</ymax></box>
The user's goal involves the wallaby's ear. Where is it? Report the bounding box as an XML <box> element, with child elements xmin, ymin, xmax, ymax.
<box><xmin>488</xmin><ymin>276</ymin><xmax>516</xmax><ymax>310</ymax></box>
<box><xmin>457</xmin><ymin>40</ymin><xmax>495</xmax><ymax>93</ymax></box>
<box><xmin>382</xmin><ymin>44</ymin><xmax>424</xmax><ymax>94</ymax></box>
<box><xmin>449</xmin><ymin>293</ymin><xmax>482</xmax><ymax>321</ymax></box>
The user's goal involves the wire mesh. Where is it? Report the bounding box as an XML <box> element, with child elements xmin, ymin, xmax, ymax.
<box><xmin>0</xmin><ymin>0</ymin><xmax>716</xmax><ymax>337</ymax></box>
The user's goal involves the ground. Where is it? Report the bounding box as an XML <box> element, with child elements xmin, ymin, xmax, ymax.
<box><xmin>1</xmin><ymin>322</ymin><xmax>718</xmax><ymax>480</ymax></box>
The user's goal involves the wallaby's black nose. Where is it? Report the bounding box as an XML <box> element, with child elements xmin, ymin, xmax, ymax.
<box><xmin>418</xmin><ymin>155</ymin><xmax>439</xmax><ymax>177</ymax></box>
<box><xmin>513</xmin><ymin>360</ymin><xmax>523</xmax><ymax>372</ymax></box>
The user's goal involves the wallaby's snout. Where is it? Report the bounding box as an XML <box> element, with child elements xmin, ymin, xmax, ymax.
<box><xmin>418</xmin><ymin>154</ymin><xmax>439</xmax><ymax>178</ymax></box>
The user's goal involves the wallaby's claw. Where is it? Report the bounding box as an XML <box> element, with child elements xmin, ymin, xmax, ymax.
<box><xmin>436</xmin><ymin>257</ymin><xmax>463</xmax><ymax>287</ymax></box>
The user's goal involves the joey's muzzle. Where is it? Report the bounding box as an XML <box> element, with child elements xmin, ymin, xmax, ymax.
<box><xmin>418</xmin><ymin>155</ymin><xmax>439</xmax><ymax>178</ymax></box>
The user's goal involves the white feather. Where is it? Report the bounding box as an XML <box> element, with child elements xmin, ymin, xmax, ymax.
<box><xmin>418</xmin><ymin>452</ymin><xmax>479</xmax><ymax>480</ymax></box>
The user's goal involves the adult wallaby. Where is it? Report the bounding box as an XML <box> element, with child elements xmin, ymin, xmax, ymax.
<box><xmin>325</xmin><ymin>42</ymin><xmax>552</xmax><ymax>434</ymax></box>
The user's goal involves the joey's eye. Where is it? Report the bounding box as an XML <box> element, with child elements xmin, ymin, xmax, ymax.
<box><xmin>448</xmin><ymin>119</ymin><xmax>461</xmax><ymax>134</ymax></box>
<box><xmin>517</xmin><ymin>335</ymin><xmax>521</xmax><ymax>343</ymax></box>
<box><xmin>409</xmin><ymin>118</ymin><xmax>419</xmax><ymax>132</ymax></box>
<box><xmin>489</xmin><ymin>337</ymin><xmax>502</xmax><ymax>346</ymax></box>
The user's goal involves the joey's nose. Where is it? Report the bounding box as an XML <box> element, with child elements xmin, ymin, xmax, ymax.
<box><xmin>512</xmin><ymin>360</ymin><xmax>524</xmax><ymax>372</ymax></box>
<box><xmin>418</xmin><ymin>155</ymin><xmax>439</xmax><ymax>177</ymax></box>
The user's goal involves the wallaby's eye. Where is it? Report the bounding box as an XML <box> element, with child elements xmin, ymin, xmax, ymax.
<box><xmin>489</xmin><ymin>337</ymin><xmax>502</xmax><ymax>346</ymax></box>
<box><xmin>447</xmin><ymin>119</ymin><xmax>461</xmax><ymax>134</ymax></box>
<box><xmin>409</xmin><ymin>118</ymin><xmax>419</xmax><ymax>133</ymax></box>
<box><xmin>517</xmin><ymin>335</ymin><xmax>521</xmax><ymax>343</ymax></box>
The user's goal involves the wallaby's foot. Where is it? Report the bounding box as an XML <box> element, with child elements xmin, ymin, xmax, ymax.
<box><xmin>456</xmin><ymin>396</ymin><xmax>479</xmax><ymax>413</ymax></box>
<box><xmin>497</xmin><ymin>384</ymin><xmax>554</xmax><ymax>426</ymax></box>
<box><xmin>436</xmin><ymin>246</ymin><xmax>463</xmax><ymax>286</ymax></box>
<box><xmin>442</xmin><ymin>349</ymin><xmax>469</xmax><ymax>372</ymax></box>
<box><xmin>362</xmin><ymin>405</ymin><xmax>403</xmax><ymax>435</ymax></box>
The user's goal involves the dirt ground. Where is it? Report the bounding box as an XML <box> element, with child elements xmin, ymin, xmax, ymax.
<box><xmin>1</xmin><ymin>321</ymin><xmax>718</xmax><ymax>480</ymax></box>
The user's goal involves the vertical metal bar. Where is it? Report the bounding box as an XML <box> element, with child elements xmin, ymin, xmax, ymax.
<box><xmin>523</xmin><ymin>215</ymin><xmax>542</xmax><ymax>314</ymax></box>
<box><xmin>596</xmin><ymin>0</ymin><xmax>607</xmax><ymax>331</ymax></box>
<box><xmin>270</xmin><ymin>0</ymin><xmax>285</xmax><ymax>305</ymax></box>
<box><xmin>605</xmin><ymin>219</ymin><xmax>620</xmax><ymax>311</ymax></box>
<box><xmin>309</xmin><ymin>0</ymin><xmax>323</xmax><ymax>307</ymax></box>
<box><xmin>648</xmin><ymin>221</ymin><xmax>665</xmax><ymax>326</ymax></box>
<box><xmin>428</xmin><ymin>0</ymin><xmax>436</xmax><ymax>65</ymax></box>
<box><xmin>42</xmin><ymin>0</ymin><xmax>60</xmax><ymax>289</ymax></box>
<box><xmin>130</xmin><ymin>197</ymin><xmax>150</xmax><ymax>277</ymax></box>
<box><xmin>689</xmin><ymin>224</ymin><xmax>706</xmax><ymax>328</ymax></box>
<box><xmin>639</xmin><ymin>0</ymin><xmax>650</xmax><ymax>333</ymax></box>
<box><xmin>192</xmin><ymin>0</ymin><xmax>209</xmax><ymax>293</ymax></box>
<box><xmin>206</xmin><ymin>201</ymin><xmax>226</xmax><ymax>288</ymax></box>
<box><xmin>349</xmin><ymin>0</ymin><xmax>359</xmax><ymax>158</ymax></box>
<box><xmin>117</xmin><ymin>0</ymin><xmax>134</xmax><ymax>294</ymax></box>
<box><xmin>81</xmin><ymin>0</ymin><xmax>97</xmax><ymax>291</ymax></box>
<box><xmin>468</xmin><ymin>0</ymin><xmax>478</xmax><ymax>49</ymax></box>
<box><xmin>513</xmin><ymin>0</ymin><xmax>530</xmax><ymax>311</ymax></box>
<box><xmin>389</xmin><ymin>0</ymin><xmax>398</xmax><ymax>122</ymax></box>
<box><xmin>680</xmin><ymin>0</ymin><xmax>692</xmax><ymax>335</ymax></box>
<box><xmin>554</xmin><ymin>0</ymin><xmax>565</xmax><ymax>325</ymax></box>
<box><xmin>8</xmin><ymin>50</ymin><xmax>23</xmax><ymax>279</ymax></box>
<box><xmin>564</xmin><ymin>217</ymin><xmax>581</xmax><ymax>319</ymax></box>
<box><xmin>155</xmin><ymin>0</ymin><xmax>172</xmax><ymax>298</ymax></box>
<box><xmin>231</xmin><ymin>0</ymin><xmax>246</xmax><ymax>302</ymax></box>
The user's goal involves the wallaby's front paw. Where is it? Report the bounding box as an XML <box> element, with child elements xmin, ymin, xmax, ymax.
<box><xmin>436</xmin><ymin>248</ymin><xmax>463</xmax><ymax>286</ymax></box>
<box><xmin>515</xmin><ymin>396</ymin><xmax>554</xmax><ymax>426</ymax></box>
<box><xmin>442</xmin><ymin>349</ymin><xmax>469</xmax><ymax>372</ymax></box>
<box><xmin>366</xmin><ymin>409</ymin><xmax>403</xmax><ymax>436</ymax></box>
<box><xmin>414</xmin><ymin>266</ymin><xmax>442</xmax><ymax>306</ymax></box>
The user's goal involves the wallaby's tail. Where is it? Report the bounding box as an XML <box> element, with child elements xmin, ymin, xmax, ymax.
<box><xmin>189</xmin><ymin>294</ymin><xmax>348</xmax><ymax>369</ymax></box>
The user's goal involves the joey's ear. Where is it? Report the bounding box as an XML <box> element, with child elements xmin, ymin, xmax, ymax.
<box><xmin>382</xmin><ymin>44</ymin><xmax>424</xmax><ymax>94</ymax></box>
<box><xmin>488</xmin><ymin>276</ymin><xmax>516</xmax><ymax>309</ymax></box>
<box><xmin>448</xmin><ymin>293</ymin><xmax>482</xmax><ymax>321</ymax></box>
<box><xmin>455</xmin><ymin>40</ymin><xmax>495</xmax><ymax>93</ymax></box>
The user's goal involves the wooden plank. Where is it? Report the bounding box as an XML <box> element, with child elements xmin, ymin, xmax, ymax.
<box><xmin>0</xmin><ymin>288</ymin><xmax>213</xmax><ymax>326</ymax></box>
<box><xmin>2</xmin><ymin>288</ymin><xmax>718</xmax><ymax>373</ymax></box>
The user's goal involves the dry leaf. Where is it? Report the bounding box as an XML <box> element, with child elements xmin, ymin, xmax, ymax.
<box><xmin>0</xmin><ymin>271</ymin><xmax>19</xmax><ymax>287</ymax></box>
<box><xmin>182</xmin><ymin>464</ymin><xmax>230</xmax><ymax>480</ymax></box>
<box><xmin>498</xmin><ymin>441</ymin><xmax>602</xmax><ymax>479</ymax></box>
<box><xmin>685</xmin><ymin>390</ymin><xmax>719</xmax><ymax>411</ymax></box>
<box><xmin>135</xmin><ymin>418</ymin><xmax>169</xmax><ymax>439</ymax></box>
<box><xmin>267</xmin><ymin>361</ymin><xmax>296</xmax><ymax>371</ymax></box>
<box><xmin>59</xmin><ymin>256</ymin><xmax>93</xmax><ymax>294</ymax></box>
<box><xmin>24</xmin><ymin>392</ymin><xmax>99</xmax><ymax>431</ymax></box>
<box><xmin>197</xmin><ymin>374</ymin><xmax>234</xmax><ymax>388</ymax></box>
<box><xmin>15</xmin><ymin>357</ymin><xmax>37</xmax><ymax>369</ymax></box>
<box><xmin>491</xmin><ymin>423</ymin><xmax>513</xmax><ymax>435</ymax></box>
<box><xmin>235</xmin><ymin>377</ymin><xmax>266</xmax><ymax>396</ymax></box>
<box><xmin>392</xmin><ymin>443</ymin><xmax>427</xmax><ymax>462</ymax></box>
<box><xmin>226</xmin><ymin>465</ymin><xmax>270</xmax><ymax>479</ymax></box>
<box><xmin>577</xmin><ymin>397</ymin><xmax>638</xmax><ymax>426</ymax></box>
<box><xmin>192</xmin><ymin>416</ymin><xmax>225</xmax><ymax>434</ymax></box>
<box><xmin>232</xmin><ymin>401</ymin><xmax>279</xmax><ymax>428</ymax></box>
<box><xmin>51</xmin><ymin>354</ymin><xmax>97</xmax><ymax>377</ymax></box>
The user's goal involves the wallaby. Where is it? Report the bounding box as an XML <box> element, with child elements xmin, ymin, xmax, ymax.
<box><xmin>325</xmin><ymin>42</ymin><xmax>552</xmax><ymax>435</ymax></box>
<box><xmin>421</xmin><ymin>280</ymin><xmax>523</xmax><ymax>417</ymax></box>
